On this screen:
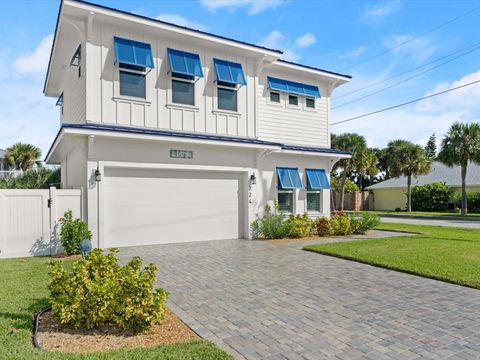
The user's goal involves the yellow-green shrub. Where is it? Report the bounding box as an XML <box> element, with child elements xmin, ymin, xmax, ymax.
<box><xmin>314</xmin><ymin>217</ymin><xmax>332</xmax><ymax>237</ymax></box>
<box><xmin>283</xmin><ymin>213</ymin><xmax>313</xmax><ymax>238</ymax></box>
<box><xmin>330</xmin><ymin>212</ymin><xmax>352</xmax><ymax>236</ymax></box>
<box><xmin>48</xmin><ymin>248</ymin><xmax>168</xmax><ymax>332</ymax></box>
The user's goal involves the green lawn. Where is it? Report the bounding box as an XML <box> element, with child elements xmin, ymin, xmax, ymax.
<box><xmin>0</xmin><ymin>257</ymin><xmax>232</xmax><ymax>360</ymax></box>
<box><xmin>304</xmin><ymin>223</ymin><xmax>480</xmax><ymax>289</ymax></box>
<box><xmin>354</xmin><ymin>210</ymin><xmax>480</xmax><ymax>219</ymax></box>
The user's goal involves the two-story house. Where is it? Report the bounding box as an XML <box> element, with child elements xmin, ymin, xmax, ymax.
<box><xmin>44</xmin><ymin>0</ymin><xmax>351</xmax><ymax>248</ymax></box>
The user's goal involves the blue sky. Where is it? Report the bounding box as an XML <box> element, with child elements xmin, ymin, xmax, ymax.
<box><xmin>1</xmin><ymin>0</ymin><xmax>480</xmax><ymax>156</ymax></box>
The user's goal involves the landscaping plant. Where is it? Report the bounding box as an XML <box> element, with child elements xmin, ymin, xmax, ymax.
<box><xmin>283</xmin><ymin>213</ymin><xmax>313</xmax><ymax>238</ymax></box>
<box><xmin>411</xmin><ymin>182</ymin><xmax>450</xmax><ymax>212</ymax></box>
<box><xmin>59</xmin><ymin>210</ymin><xmax>92</xmax><ymax>255</ymax></box>
<box><xmin>0</xmin><ymin>168</ymin><xmax>60</xmax><ymax>189</ymax></box>
<box><xmin>330</xmin><ymin>211</ymin><xmax>352</xmax><ymax>236</ymax></box>
<box><xmin>350</xmin><ymin>213</ymin><xmax>380</xmax><ymax>234</ymax></box>
<box><xmin>48</xmin><ymin>248</ymin><xmax>168</xmax><ymax>332</ymax></box>
<box><xmin>251</xmin><ymin>203</ymin><xmax>288</xmax><ymax>239</ymax></box>
<box><xmin>314</xmin><ymin>217</ymin><xmax>332</xmax><ymax>237</ymax></box>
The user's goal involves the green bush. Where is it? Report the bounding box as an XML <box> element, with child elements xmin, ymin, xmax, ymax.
<box><xmin>330</xmin><ymin>211</ymin><xmax>352</xmax><ymax>236</ymax></box>
<box><xmin>411</xmin><ymin>182</ymin><xmax>451</xmax><ymax>212</ymax></box>
<box><xmin>283</xmin><ymin>213</ymin><xmax>313</xmax><ymax>238</ymax></box>
<box><xmin>453</xmin><ymin>191</ymin><xmax>480</xmax><ymax>213</ymax></box>
<box><xmin>350</xmin><ymin>213</ymin><xmax>380</xmax><ymax>234</ymax></box>
<box><xmin>0</xmin><ymin>168</ymin><xmax>60</xmax><ymax>189</ymax></box>
<box><xmin>59</xmin><ymin>210</ymin><xmax>92</xmax><ymax>255</ymax></box>
<box><xmin>48</xmin><ymin>248</ymin><xmax>168</xmax><ymax>332</ymax></box>
<box><xmin>251</xmin><ymin>203</ymin><xmax>288</xmax><ymax>239</ymax></box>
<box><xmin>314</xmin><ymin>217</ymin><xmax>332</xmax><ymax>237</ymax></box>
<box><xmin>331</xmin><ymin>177</ymin><xmax>359</xmax><ymax>193</ymax></box>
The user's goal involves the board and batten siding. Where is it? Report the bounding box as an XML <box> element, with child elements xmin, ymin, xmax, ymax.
<box><xmin>63</xmin><ymin>39</ymin><xmax>86</xmax><ymax>124</ymax></box>
<box><xmin>257</xmin><ymin>71</ymin><xmax>329</xmax><ymax>147</ymax></box>
<box><xmin>86</xmin><ymin>23</ymin><xmax>256</xmax><ymax>137</ymax></box>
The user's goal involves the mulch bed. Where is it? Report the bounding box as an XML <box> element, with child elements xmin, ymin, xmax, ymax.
<box><xmin>37</xmin><ymin>309</ymin><xmax>198</xmax><ymax>353</ymax></box>
<box><xmin>51</xmin><ymin>253</ymin><xmax>82</xmax><ymax>261</ymax></box>
<box><xmin>263</xmin><ymin>231</ymin><xmax>376</xmax><ymax>244</ymax></box>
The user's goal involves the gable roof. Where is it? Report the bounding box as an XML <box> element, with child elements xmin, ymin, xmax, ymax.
<box><xmin>366</xmin><ymin>161</ymin><xmax>480</xmax><ymax>190</ymax></box>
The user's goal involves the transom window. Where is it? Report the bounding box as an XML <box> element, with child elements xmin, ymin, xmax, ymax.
<box><xmin>288</xmin><ymin>95</ymin><xmax>298</xmax><ymax>106</ymax></box>
<box><xmin>270</xmin><ymin>91</ymin><xmax>280</xmax><ymax>103</ymax></box>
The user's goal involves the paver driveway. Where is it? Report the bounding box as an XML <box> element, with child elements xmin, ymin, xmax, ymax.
<box><xmin>119</xmin><ymin>238</ymin><xmax>480</xmax><ymax>360</ymax></box>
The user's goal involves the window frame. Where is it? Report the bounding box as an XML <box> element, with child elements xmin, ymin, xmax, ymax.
<box><xmin>119</xmin><ymin>69</ymin><xmax>146</xmax><ymax>99</ymax></box>
<box><xmin>270</xmin><ymin>91</ymin><xmax>280</xmax><ymax>103</ymax></box>
<box><xmin>115</xmin><ymin>63</ymin><xmax>150</xmax><ymax>103</ymax></box>
<box><xmin>216</xmin><ymin>82</ymin><xmax>238</xmax><ymax>112</ymax></box>
<box><xmin>288</xmin><ymin>94</ymin><xmax>299</xmax><ymax>106</ymax></box>
<box><xmin>171</xmin><ymin>73</ymin><xmax>196</xmax><ymax>106</ymax></box>
<box><xmin>277</xmin><ymin>189</ymin><xmax>294</xmax><ymax>213</ymax></box>
<box><xmin>306</xmin><ymin>189</ymin><xmax>321</xmax><ymax>212</ymax></box>
<box><xmin>305</xmin><ymin>97</ymin><xmax>315</xmax><ymax>109</ymax></box>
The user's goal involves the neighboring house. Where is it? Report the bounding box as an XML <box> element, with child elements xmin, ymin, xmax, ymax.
<box><xmin>365</xmin><ymin>161</ymin><xmax>480</xmax><ymax>211</ymax></box>
<box><xmin>0</xmin><ymin>148</ymin><xmax>14</xmax><ymax>180</ymax></box>
<box><xmin>44</xmin><ymin>0</ymin><xmax>351</xmax><ymax>248</ymax></box>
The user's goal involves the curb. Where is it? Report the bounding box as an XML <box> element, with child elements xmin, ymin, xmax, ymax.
<box><xmin>33</xmin><ymin>306</ymin><xmax>52</xmax><ymax>349</ymax></box>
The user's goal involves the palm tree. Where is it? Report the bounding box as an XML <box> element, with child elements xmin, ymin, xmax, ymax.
<box><xmin>438</xmin><ymin>122</ymin><xmax>480</xmax><ymax>215</ymax></box>
<box><xmin>331</xmin><ymin>133</ymin><xmax>367</xmax><ymax>211</ymax></box>
<box><xmin>5</xmin><ymin>143</ymin><xmax>42</xmax><ymax>172</ymax></box>
<box><xmin>355</xmin><ymin>147</ymin><xmax>379</xmax><ymax>191</ymax></box>
<box><xmin>387</xmin><ymin>140</ymin><xmax>431</xmax><ymax>212</ymax></box>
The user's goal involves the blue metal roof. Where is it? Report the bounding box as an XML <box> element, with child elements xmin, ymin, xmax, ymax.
<box><xmin>306</xmin><ymin>168</ymin><xmax>330</xmax><ymax>190</ymax></box>
<box><xmin>277</xmin><ymin>59</ymin><xmax>352</xmax><ymax>79</ymax></box>
<box><xmin>277</xmin><ymin>167</ymin><xmax>304</xmax><ymax>189</ymax></box>
<box><xmin>267</xmin><ymin>77</ymin><xmax>320</xmax><ymax>98</ymax></box>
<box><xmin>167</xmin><ymin>48</ymin><xmax>204</xmax><ymax>78</ymax></box>
<box><xmin>114</xmin><ymin>36</ymin><xmax>154</xmax><ymax>69</ymax></box>
<box><xmin>45</xmin><ymin>123</ymin><xmax>351</xmax><ymax>161</ymax></box>
<box><xmin>213</xmin><ymin>59</ymin><xmax>247</xmax><ymax>86</ymax></box>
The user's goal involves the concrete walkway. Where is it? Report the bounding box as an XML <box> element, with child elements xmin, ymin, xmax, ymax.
<box><xmin>380</xmin><ymin>216</ymin><xmax>480</xmax><ymax>228</ymax></box>
<box><xmin>119</xmin><ymin>233</ymin><xmax>480</xmax><ymax>359</ymax></box>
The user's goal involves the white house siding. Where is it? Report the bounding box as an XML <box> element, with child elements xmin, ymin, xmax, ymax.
<box><xmin>85</xmin><ymin>22</ymin><xmax>256</xmax><ymax>138</ymax></box>
<box><xmin>257</xmin><ymin>70</ymin><xmax>330</xmax><ymax>147</ymax></box>
<box><xmin>62</xmin><ymin>39</ymin><xmax>86</xmax><ymax>125</ymax></box>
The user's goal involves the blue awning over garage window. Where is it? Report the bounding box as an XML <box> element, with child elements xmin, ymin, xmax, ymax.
<box><xmin>277</xmin><ymin>167</ymin><xmax>303</xmax><ymax>189</ymax></box>
<box><xmin>167</xmin><ymin>48</ymin><xmax>204</xmax><ymax>78</ymax></box>
<box><xmin>213</xmin><ymin>58</ymin><xmax>247</xmax><ymax>86</ymax></box>
<box><xmin>267</xmin><ymin>77</ymin><xmax>320</xmax><ymax>98</ymax></box>
<box><xmin>305</xmin><ymin>169</ymin><xmax>330</xmax><ymax>190</ymax></box>
<box><xmin>114</xmin><ymin>36</ymin><xmax>154</xmax><ymax>69</ymax></box>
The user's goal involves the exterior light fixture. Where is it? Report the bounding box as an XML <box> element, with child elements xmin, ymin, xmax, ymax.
<box><xmin>94</xmin><ymin>169</ymin><xmax>102</xmax><ymax>182</ymax></box>
<box><xmin>250</xmin><ymin>173</ymin><xmax>257</xmax><ymax>185</ymax></box>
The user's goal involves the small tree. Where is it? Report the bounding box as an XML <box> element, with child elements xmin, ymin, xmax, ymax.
<box><xmin>438</xmin><ymin>122</ymin><xmax>480</xmax><ymax>215</ymax></box>
<box><xmin>424</xmin><ymin>133</ymin><xmax>437</xmax><ymax>159</ymax></box>
<box><xmin>387</xmin><ymin>140</ymin><xmax>431</xmax><ymax>212</ymax></box>
<box><xmin>59</xmin><ymin>210</ymin><xmax>92</xmax><ymax>255</ymax></box>
<box><xmin>5</xmin><ymin>143</ymin><xmax>41</xmax><ymax>172</ymax></box>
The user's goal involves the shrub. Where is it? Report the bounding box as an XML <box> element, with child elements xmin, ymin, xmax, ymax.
<box><xmin>314</xmin><ymin>217</ymin><xmax>332</xmax><ymax>237</ymax></box>
<box><xmin>59</xmin><ymin>210</ymin><xmax>92</xmax><ymax>255</ymax></box>
<box><xmin>411</xmin><ymin>182</ymin><xmax>451</xmax><ymax>212</ymax></box>
<box><xmin>251</xmin><ymin>203</ymin><xmax>288</xmax><ymax>239</ymax></box>
<box><xmin>48</xmin><ymin>248</ymin><xmax>168</xmax><ymax>332</ymax></box>
<box><xmin>331</xmin><ymin>177</ymin><xmax>359</xmax><ymax>193</ymax></box>
<box><xmin>283</xmin><ymin>213</ymin><xmax>313</xmax><ymax>238</ymax></box>
<box><xmin>350</xmin><ymin>213</ymin><xmax>380</xmax><ymax>234</ymax></box>
<box><xmin>453</xmin><ymin>191</ymin><xmax>480</xmax><ymax>213</ymax></box>
<box><xmin>330</xmin><ymin>212</ymin><xmax>352</xmax><ymax>236</ymax></box>
<box><xmin>0</xmin><ymin>168</ymin><xmax>60</xmax><ymax>189</ymax></box>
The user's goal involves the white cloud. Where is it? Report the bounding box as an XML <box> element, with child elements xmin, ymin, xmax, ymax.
<box><xmin>14</xmin><ymin>34</ymin><xmax>53</xmax><ymax>76</ymax></box>
<box><xmin>199</xmin><ymin>0</ymin><xmax>285</xmax><ymax>15</ymax></box>
<box><xmin>361</xmin><ymin>0</ymin><xmax>401</xmax><ymax>24</ymax></box>
<box><xmin>338</xmin><ymin>46</ymin><xmax>368</xmax><ymax>60</ymax></box>
<box><xmin>295</xmin><ymin>33</ymin><xmax>316</xmax><ymax>49</ymax></box>
<box><xmin>384</xmin><ymin>34</ymin><xmax>437</xmax><ymax>65</ymax></box>
<box><xmin>258</xmin><ymin>30</ymin><xmax>299</xmax><ymax>62</ymax></box>
<box><xmin>156</xmin><ymin>14</ymin><xmax>206</xmax><ymax>30</ymax></box>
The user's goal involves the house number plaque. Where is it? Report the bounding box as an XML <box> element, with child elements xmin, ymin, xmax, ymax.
<box><xmin>170</xmin><ymin>150</ymin><xmax>193</xmax><ymax>159</ymax></box>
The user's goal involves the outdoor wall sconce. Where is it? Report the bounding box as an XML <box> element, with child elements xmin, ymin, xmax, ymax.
<box><xmin>94</xmin><ymin>169</ymin><xmax>102</xmax><ymax>182</ymax></box>
<box><xmin>250</xmin><ymin>173</ymin><xmax>257</xmax><ymax>185</ymax></box>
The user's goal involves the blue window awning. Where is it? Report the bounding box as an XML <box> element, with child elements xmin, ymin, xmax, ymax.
<box><xmin>267</xmin><ymin>77</ymin><xmax>320</xmax><ymax>98</ymax></box>
<box><xmin>213</xmin><ymin>58</ymin><xmax>247</xmax><ymax>86</ymax></box>
<box><xmin>167</xmin><ymin>48</ymin><xmax>204</xmax><ymax>78</ymax></box>
<box><xmin>277</xmin><ymin>167</ymin><xmax>303</xmax><ymax>189</ymax></box>
<box><xmin>305</xmin><ymin>169</ymin><xmax>330</xmax><ymax>190</ymax></box>
<box><xmin>114</xmin><ymin>36</ymin><xmax>154</xmax><ymax>69</ymax></box>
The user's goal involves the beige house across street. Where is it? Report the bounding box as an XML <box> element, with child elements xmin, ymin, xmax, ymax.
<box><xmin>366</xmin><ymin>161</ymin><xmax>480</xmax><ymax>211</ymax></box>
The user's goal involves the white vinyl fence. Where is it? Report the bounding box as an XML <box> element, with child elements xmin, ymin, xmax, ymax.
<box><xmin>0</xmin><ymin>187</ymin><xmax>82</xmax><ymax>259</ymax></box>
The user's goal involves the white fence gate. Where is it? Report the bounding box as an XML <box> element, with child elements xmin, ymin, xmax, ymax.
<box><xmin>0</xmin><ymin>187</ymin><xmax>82</xmax><ymax>259</ymax></box>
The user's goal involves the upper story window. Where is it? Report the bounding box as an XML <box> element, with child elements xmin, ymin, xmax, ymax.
<box><xmin>267</xmin><ymin>76</ymin><xmax>320</xmax><ymax>109</ymax></box>
<box><xmin>276</xmin><ymin>167</ymin><xmax>303</xmax><ymax>213</ymax></box>
<box><xmin>167</xmin><ymin>48</ymin><xmax>204</xmax><ymax>106</ymax></box>
<box><xmin>213</xmin><ymin>58</ymin><xmax>246</xmax><ymax>112</ymax></box>
<box><xmin>270</xmin><ymin>91</ymin><xmax>280</xmax><ymax>103</ymax></box>
<box><xmin>114</xmin><ymin>37</ymin><xmax>154</xmax><ymax>99</ymax></box>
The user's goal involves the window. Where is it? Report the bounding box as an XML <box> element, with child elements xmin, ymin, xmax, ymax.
<box><xmin>305</xmin><ymin>168</ymin><xmax>329</xmax><ymax>213</ymax></box>
<box><xmin>289</xmin><ymin>95</ymin><xmax>298</xmax><ymax>106</ymax></box>
<box><xmin>306</xmin><ymin>97</ymin><xmax>315</xmax><ymax>108</ymax></box>
<box><xmin>307</xmin><ymin>188</ymin><xmax>321</xmax><ymax>212</ymax></box>
<box><xmin>172</xmin><ymin>78</ymin><xmax>195</xmax><ymax>106</ymax></box>
<box><xmin>119</xmin><ymin>70</ymin><xmax>146</xmax><ymax>98</ymax></box>
<box><xmin>270</xmin><ymin>91</ymin><xmax>280</xmax><ymax>103</ymax></box>
<box><xmin>278</xmin><ymin>191</ymin><xmax>293</xmax><ymax>212</ymax></box>
<box><xmin>218</xmin><ymin>86</ymin><xmax>237</xmax><ymax>111</ymax></box>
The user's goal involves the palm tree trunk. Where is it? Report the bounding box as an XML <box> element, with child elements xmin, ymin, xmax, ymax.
<box><xmin>461</xmin><ymin>162</ymin><xmax>468</xmax><ymax>215</ymax></box>
<box><xmin>330</xmin><ymin>189</ymin><xmax>336</xmax><ymax>212</ymax></box>
<box><xmin>339</xmin><ymin>171</ymin><xmax>347</xmax><ymax>211</ymax></box>
<box><xmin>407</xmin><ymin>175</ymin><xmax>412</xmax><ymax>212</ymax></box>
<box><xmin>359</xmin><ymin>176</ymin><xmax>364</xmax><ymax>210</ymax></box>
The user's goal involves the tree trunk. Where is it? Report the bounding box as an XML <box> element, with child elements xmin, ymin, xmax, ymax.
<box><xmin>359</xmin><ymin>176</ymin><xmax>364</xmax><ymax>210</ymax></box>
<box><xmin>407</xmin><ymin>175</ymin><xmax>412</xmax><ymax>212</ymax></box>
<box><xmin>461</xmin><ymin>162</ymin><xmax>468</xmax><ymax>216</ymax></box>
<box><xmin>330</xmin><ymin>189</ymin><xmax>336</xmax><ymax>212</ymax></box>
<box><xmin>339</xmin><ymin>170</ymin><xmax>347</xmax><ymax>211</ymax></box>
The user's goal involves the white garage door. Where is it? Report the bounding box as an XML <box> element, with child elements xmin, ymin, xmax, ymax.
<box><xmin>103</xmin><ymin>168</ymin><xmax>243</xmax><ymax>248</ymax></box>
